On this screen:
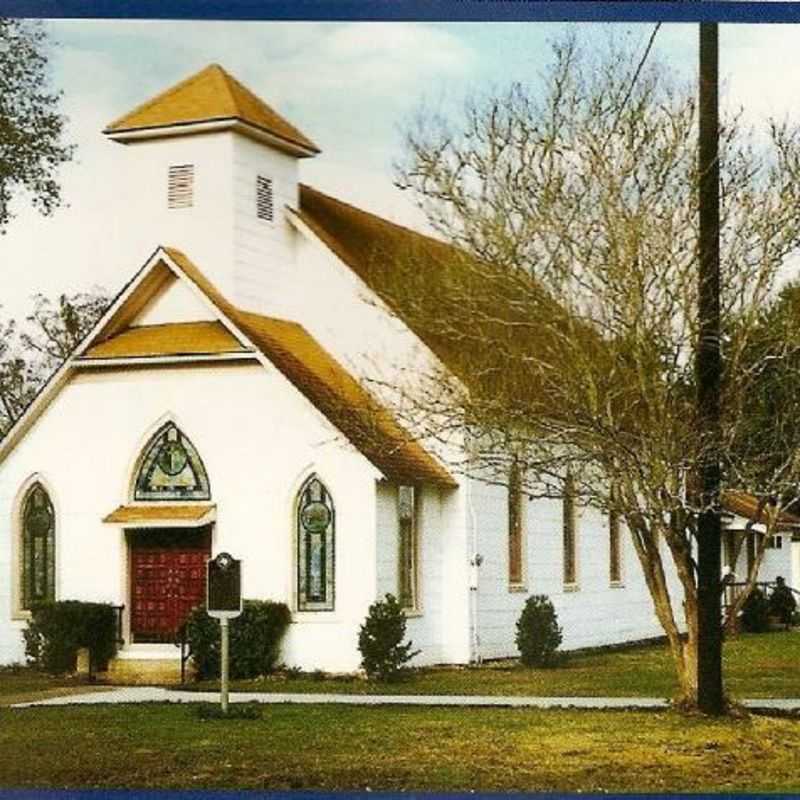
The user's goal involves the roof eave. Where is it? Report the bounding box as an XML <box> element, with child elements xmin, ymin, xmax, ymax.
<box><xmin>104</xmin><ymin>117</ymin><xmax>320</xmax><ymax>157</ymax></box>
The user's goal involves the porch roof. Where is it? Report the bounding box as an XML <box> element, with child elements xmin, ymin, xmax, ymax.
<box><xmin>721</xmin><ymin>490</ymin><xmax>800</xmax><ymax>532</ymax></box>
<box><xmin>103</xmin><ymin>503</ymin><xmax>216</xmax><ymax>527</ymax></box>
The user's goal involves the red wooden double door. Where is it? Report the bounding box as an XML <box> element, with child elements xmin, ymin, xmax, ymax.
<box><xmin>130</xmin><ymin>527</ymin><xmax>211</xmax><ymax>643</ymax></box>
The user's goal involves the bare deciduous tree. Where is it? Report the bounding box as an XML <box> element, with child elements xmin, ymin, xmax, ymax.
<box><xmin>0</xmin><ymin>289</ymin><xmax>109</xmax><ymax>437</ymax></box>
<box><xmin>372</xmin><ymin>34</ymin><xmax>800</xmax><ymax>707</ymax></box>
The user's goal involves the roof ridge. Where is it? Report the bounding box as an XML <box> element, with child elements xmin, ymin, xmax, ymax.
<box><xmin>214</xmin><ymin>64</ymin><xmax>241</xmax><ymax>115</ymax></box>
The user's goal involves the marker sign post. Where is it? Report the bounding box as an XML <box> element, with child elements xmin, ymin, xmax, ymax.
<box><xmin>206</xmin><ymin>552</ymin><xmax>242</xmax><ymax>714</ymax></box>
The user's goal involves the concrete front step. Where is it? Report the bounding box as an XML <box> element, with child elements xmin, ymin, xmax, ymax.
<box><xmin>105</xmin><ymin>657</ymin><xmax>192</xmax><ymax>685</ymax></box>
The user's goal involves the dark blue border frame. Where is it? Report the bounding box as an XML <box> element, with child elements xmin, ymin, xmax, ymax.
<box><xmin>0</xmin><ymin>2</ymin><xmax>795</xmax><ymax>800</ymax></box>
<box><xmin>0</xmin><ymin>1</ymin><xmax>799</xmax><ymax>22</ymax></box>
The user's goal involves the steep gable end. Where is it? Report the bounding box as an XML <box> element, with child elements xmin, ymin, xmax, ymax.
<box><xmin>131</xmin><ymin>272</ymin><xmax>216</xmax><ymax>326</ymax></box>
<box><xmin>0</xmin><ymin>246</ymin><xmax>455</xmax><ymax>489</ymax></box>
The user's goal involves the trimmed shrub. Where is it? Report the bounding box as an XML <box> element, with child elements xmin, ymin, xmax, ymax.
<box><xmin>358</xmin><ymin>593</ymin><xmax>420</xmax><ymax>681</ymax></box>
<box><xmin>515</xmin><ymin>594</ymin><xmax>563</xmax><ymax>667</ymax></box>
<box><xmin>740</xmin><ymin>588</ymin><xmax>771</xmax><ymax>633</ymax></box>
<box><xmin>768</xmin><ymin>581</ymin><xmax>797</xmax><ymax>626</ymax></box>
<box><xmin>186</xmin><ymin>599</ymin><xmax>291</xmax><ymax>680</ymax></box>
<box><xmin>23</xmin><ymin>601</ymin><xmax>118</xmax><ymax>673</ymax></box>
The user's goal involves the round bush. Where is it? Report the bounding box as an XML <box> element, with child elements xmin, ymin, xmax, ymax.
<box><xmin>740</xmin><ymin>587</ymin><xmax>771</xmax><ymax>633</ymax></box>
<box><xmin>768</xmin><ymin>581</ymin><xmax>797</xmax><ymax>626</ymax></box>
<box><xmin>186</xmin><ymin>599</ymin><xmax>291</xmax><ymax>680</ymax></box>
<box><xmin>24</xmin><ymin>601</ymin><xmax>118</xmax><ymax>673</ymax></box>
<box><xmin>515</xmin><ymin>594</ymin><xmax>563</xmax><ymax>667</ymax></box>
<box><xmin>358</xmin><ymin>593</ymin><xmax>420</xmax><ymax>681</ymax></box>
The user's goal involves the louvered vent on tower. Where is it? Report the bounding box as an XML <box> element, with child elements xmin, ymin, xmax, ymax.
<box><xmin>256</xmin><ymin>175</ymin><xmax>274</xmax><ymax>222</ymax></box>
<box><xmin>168</xmin><ymin>164</ymin><xmax>194</xmax><ymax>209</ymax></box>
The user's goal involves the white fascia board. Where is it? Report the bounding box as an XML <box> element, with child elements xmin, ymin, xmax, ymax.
<box><xmin>73</xmin><ymin>247</ymin><xmax>170</xmax><ymax>358</ymax></box>
<box><xmin>107</xmin><ymin>119</ymin><xmax>318</xmax><ymax>158</ymax></box>
<box><xmin>722</xmin><ymin>514</ymin><xmax>767</xmax><ymax>534</ymax></box>
<box><xmin>72</xmin><ymin>352</ymin><xmax>259</xmax><ymax>368</ymax></box>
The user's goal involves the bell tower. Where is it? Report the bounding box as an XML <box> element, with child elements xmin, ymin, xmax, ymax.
<box><xmin>104</xmin><ymin>64</ymin><xmax>320</xmax><ymax>313</ymax></box>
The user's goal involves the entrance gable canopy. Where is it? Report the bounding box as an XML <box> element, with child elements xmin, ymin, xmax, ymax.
<box><xmin>103</xmin><ymin>503</ymin><xmax>216</xmax><ymax>528</ymax></box>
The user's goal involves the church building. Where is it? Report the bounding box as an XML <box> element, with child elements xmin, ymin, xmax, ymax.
<box><xmin>0</xmin><ymin>65</ymin><xmax>795</xmax><ymax>680</ymax></box>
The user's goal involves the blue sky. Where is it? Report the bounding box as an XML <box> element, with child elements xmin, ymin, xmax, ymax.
<box><xmin>0</xmin><ymin>20</ymin><xmax>796</xmax><ymax>317</ymax></box>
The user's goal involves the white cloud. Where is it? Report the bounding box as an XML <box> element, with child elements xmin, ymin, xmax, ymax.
<box><xmin>0</xmin><ymin>21</ymin><xmax>474</xmax><ymax>319</ymax></box>
<box><xmin>721</xmin><ymin>25</ymin><xmax>800</xmax><ymax>125</ymax></box>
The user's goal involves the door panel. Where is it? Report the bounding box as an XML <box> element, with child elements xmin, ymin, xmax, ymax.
<box><xmin>130</xmin><ymin>527</ymin><xmax>211</xmax><ymax>643</ymax></box>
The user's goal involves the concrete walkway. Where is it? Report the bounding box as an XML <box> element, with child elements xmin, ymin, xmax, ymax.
<box><xmin>10</xmin><ymin>686</ymin><xmax>800</xmax><ymax>711</ymax></box>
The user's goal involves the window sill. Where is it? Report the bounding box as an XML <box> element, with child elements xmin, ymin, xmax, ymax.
<box><xmin>609</xmin><ymin>581</ymin><xmax>626</xmax><ymax>589</ymax></box>
<box><xmin>11</xmin><ymin>611</ymin><xmax>31</xmax><ymax>623</ymax></box>
<box><xmin>508</xmin><ymin>584</ymin><xmax>528</xmax><ymax>594</ymax></box>
<box><xmin>403</xmin><ymin>609</ymin><xmax>423</xmax><ymax>619</ymax></box>
<box><xmin>563</xmin><ymin>583</ymin><xmax>580</xmax><ymax>593</ymax></box>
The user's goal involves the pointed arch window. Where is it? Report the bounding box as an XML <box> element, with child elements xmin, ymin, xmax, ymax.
<box><xmin>134</xmin><ymin>423</ymin><xmax>210</xmax><ymax>501</ymax></box>
<box><xmin>21</xmin><ymin>483</ymin><xmax>55</xmax><ymax>609</ymax></box>
<box><xmin>296</xmin><ymin>476</ymin><xmax>335</xmax><ymax>611</ymax></box>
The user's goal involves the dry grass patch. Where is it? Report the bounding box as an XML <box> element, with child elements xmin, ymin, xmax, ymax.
<box><xmin>1</xmin><ymin>704</ymin><xmax>800</xmax><ymax>792</ymax></box>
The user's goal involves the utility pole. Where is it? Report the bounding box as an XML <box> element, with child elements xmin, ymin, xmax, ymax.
<box><xmin>696</xmin><ymin>21</ymin><xmax>724</xmax><ymax>715</ymax></box>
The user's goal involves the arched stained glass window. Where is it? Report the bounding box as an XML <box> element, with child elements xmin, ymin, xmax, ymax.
<box><xmin>134</xmin><ymin>423</ymin><xmax>210</xmax><ymax>501</ymax></box>
<box><xmin>297</xmin><ymin>476</ymin><xmax>335</xmax><ymax>611</ymax></box>
<box><xmin>21</xmin><ymin>483</ymin><xmax>55</xmax><ymax>609</ymax></box>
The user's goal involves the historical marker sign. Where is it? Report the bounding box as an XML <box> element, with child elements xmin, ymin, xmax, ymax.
<box><xmin>207</xmin><ymin>552</ymin><xmax>242</xmax><ymax>618</ymax></box>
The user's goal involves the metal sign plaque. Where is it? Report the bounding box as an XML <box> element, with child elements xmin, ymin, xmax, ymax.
<box><xmin>206</xmin><ymin>552</ymin><xmax>242</xmax><ymax>618</ymax></box>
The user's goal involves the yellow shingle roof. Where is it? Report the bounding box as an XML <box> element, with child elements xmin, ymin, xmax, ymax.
<box><xmin>83</xmin><ymin>321</ymin><xmax>246</xmax><ymax>360</ymax></box>
<box><xmin>104</xmin><ymin>64</ymin><xmax>319</xmax><ymax>155</ymax></box>
<box><xmin>722</xmin><ymin>490</ymin><xmax>800</xmax><ymax>532</ymax></box>
<box><xmin>103</xmin><ymin>503</ymin><xmax>216</xmax><ymax>525</ymax></box>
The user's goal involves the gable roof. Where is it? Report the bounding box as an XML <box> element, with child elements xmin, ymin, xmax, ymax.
<box><xmin>0</xmin><ymin>246</ymin><xmax>454</xmax><ymax>489</ymax></box>
<box><xmin>104</xmin><ymin>64</ymin><xmax>320</xmax><ymax>156</ymax></box>
<box><xmin>295</xmin><ymin>184</ymin><xmax>608</xmax><ymax>402</ymax></box>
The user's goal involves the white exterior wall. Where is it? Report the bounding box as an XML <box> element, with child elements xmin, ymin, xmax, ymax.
<box><xmin>727</xmin><ymin>529</ymin><xmax>794</xmax><ymax>586</ymax></box>
<box><xmin>375</xmin><ymin>482</ymin><xmax>467</xmax><ymax>666</ymax></box>
<box><xmin>0</xmin><ymin>361</ymin><xmax>382</xmax><ymax>672</ymax></box>
<box><xmin>120</xmin><ymin>130</ymin><xmax>305</xmax><ymax>317</ymax></box>
<box><xmin>287</xmin><ymin>234</ymin><xmax>438</xmax><ymax>403</ymax></box>
<box><xmin>120</xmin><ymin>134</ymin><xmax>235</xmax><ymax>287</ymax></box>
<box><xmin>231</xmin><ymin>134</ymin><xmax>300</xmax><ymax>315</ymax></box>
<box><xmin>469</xmin><ymin>477</ymin><xmax>683</xmax><ymax>659</ymax></box>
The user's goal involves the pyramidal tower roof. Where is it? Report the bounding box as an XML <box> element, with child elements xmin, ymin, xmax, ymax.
<box><xmin>104</xmin><ymin>64</ymin><xmax>320</xmax><ymax>156</ymax></box>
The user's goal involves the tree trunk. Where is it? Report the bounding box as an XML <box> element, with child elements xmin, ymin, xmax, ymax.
<box><xmin>626</xmin><ymin>517</ymin><xmax>699</xmax><ymax>704</ymax></box>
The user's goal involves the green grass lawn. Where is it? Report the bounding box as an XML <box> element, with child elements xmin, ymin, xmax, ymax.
<box><xmin>0</xmin><ymin>665</ymin><xmax>96</xmax><ymax>706</ymax></box>
<box><xmin>189</xmin><ymin>630</ymin><xmax>800</xmax><ymax>699</ymax></box>
<box><xmin>1</xmin><ymin>703</ymin><xmax>799</xmax><ymax>792</ymax></box>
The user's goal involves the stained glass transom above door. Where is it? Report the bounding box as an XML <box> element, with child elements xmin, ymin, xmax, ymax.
<box><xmin>134</xmin><ymin>423</ymin><xmax>211</xmax><ymax>501</ymax></box>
